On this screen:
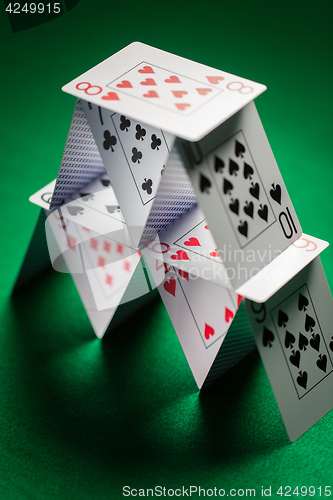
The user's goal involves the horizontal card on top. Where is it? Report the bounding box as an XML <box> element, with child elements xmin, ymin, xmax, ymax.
<box><xmin>62</xmin><ymin>42</ymin><xmax>266</xmax><ymax>141</ymax></box>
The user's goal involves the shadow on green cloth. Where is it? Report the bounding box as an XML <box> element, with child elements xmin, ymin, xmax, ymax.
<box><xmin>6</xmin><ymin>267</ymin><xmax>288</xmax><ymax>490</ymax></box>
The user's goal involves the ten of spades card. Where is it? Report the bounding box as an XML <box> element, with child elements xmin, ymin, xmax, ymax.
<box><xmin>178</xmin><ymin>100</ymin><xmax>301</xmax><ymax>289</ymax></box>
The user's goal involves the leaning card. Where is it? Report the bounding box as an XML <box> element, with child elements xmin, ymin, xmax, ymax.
<box><xmin>29</xmin><ymin>179</ymin><xmax>56</xmax><ymax>210</ymax></box>
<box><xmin>179</xmin><ymin>101</ymin><xmax>301</xmax><ymax>289</ymax></box>
<box><xmin>245</xmin><ymin>257</ymin><xmax>333</xmax><ymax>441</ymax></box>
<box><xmin>62</xmin><ymin>42</ymin><xmax>266</xmax><ymax>141</ymax></box>
<box><xmin>81</xmin><ymin>99</ymin><xmax>174</xmax><ymax>246</ymax></box>
<box><xmin>145</xmin><ymin>251</ymin><xmax>240</xmax><ymax>388</ymax></box>
<box><xmin>143</xmin><ymin>204</ymin><xmax>231</xmax><ymax>288</ymax></box>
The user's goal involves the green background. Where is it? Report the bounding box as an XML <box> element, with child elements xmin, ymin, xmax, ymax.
<box><xmin>1</xmin><ymin>0</ymin><xmax>333</xmax><ymax>498</ymax></box>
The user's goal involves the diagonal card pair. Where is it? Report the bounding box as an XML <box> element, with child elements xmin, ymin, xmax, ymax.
<box><xmin>18</xmin><ymin>174</ymin><xmax>155</xmax><ymax>338</ymax></box>
<box><xmin>14</xmin><ymin>42</ymin><xmax>333</xmax><ymax>441</ymax></box>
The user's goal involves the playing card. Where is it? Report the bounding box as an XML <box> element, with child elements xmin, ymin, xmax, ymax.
<box><xmin>62</xmin><ymin>188</ymin><xmax>134</xmax><ymax>249</ymax></box>
<box><xmin>137</xmin><ymin>142</ymin><xmax>197</xmax><ymax>246</ymax></box>
<box><xmin>50</xmin><ymin>99</ymin><xmax>106</xmax><ymax>209</ymax></box>
<box><xmin>77</xmin><ymin>224</ymin><xmax>144</xmax><ymax>311</ymax></box>
<box><xmin>45</xmin><ymin>207</ymin><xmax>85</xmax><ymax>274</ymax></box>
<box><xmin>29</xmin><ymin>173</ymin><xmax>127</xmax><ymax>242</ymax></box>
<box><xmin>143</xmin><ymin>204</ymin><xmax>231</xmax><ymax>288</ymax></box>
<box><xmin>29</xmin><ymin>179</ymin><xmax>56</xmax><ymax>210</ymax></box>
<box><xmin>62</xmin><ymin>42</ymin><xmax>266</xmax><ymax>142</ymax></box>
<box><xmin>36</xmin><ymin>172</ymin><xmax>136</xmax><ymax>254</ymax></box>
<box><xmin>145</xmin><ymin>251</ymin><xmax>254</xmax><ymax>388</ymax></box>
<box><xmin>237</xmin><ymin>233</ymin><xmax>329</xmax><ymax>302</ymax></box>
<box><xmin>178</xmin><ymin>101</ymin><xmax>302</xmax><ymax>289</ymax></box>
<box><xmin>46</xmin><ymin>207</ymin><xmax>151</xmax><ymax>335</ymax></box>
<box><xmin>81</xmin><ymin>100</ymin><xmax>199</xmax><ymax>248</ymax></box>
<box><xmin>143</xmin><ymin>199</ymin><xmax>328</xmax><ymax>303</ymax></box>
<box><xmin>72</xmin><ymin>177</ymin><xmax>124</xmax><ymax>226</ymax></box>
<box><xmin>45</xmin><ymin>209</ymin><xmax>110</xmax><ymax>335</ymax></box>
<box><xmin>201</xmin><ymin>303</ymin><xmax>256</xmax><ymax>388</ymax></box>
<box><xmin>48</xmin><ymin>95</ymin><xmax>197</xmax><ymax>248</ymax></box>
<box><xmin>109</xmin><ymin>62</ymin><xmax>223</xmax><ymax>115</ymax></box>
<box><xmin>245</xmin><ymin>257</ymin><xmax>333</xmax><ymax>441</ymax></box>
<box><xmin>46</xmin><ymin>189</ymin><xmax>143</xmax><ymax>295</ymax></box>
<box><xmin>172</xmin><ymin>216</ymin><xmax>221</xmax><ymax>265</ymax></box>
<box><xmin>80</xmin><ymin>99</ymin><xmax>175</xmax><ymax>245</ymax></box>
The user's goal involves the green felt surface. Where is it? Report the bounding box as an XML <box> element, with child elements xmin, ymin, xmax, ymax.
<box><xmin>1</xmin><ymin>0</ymin><xmax>333</xmax><ymax>498</ymax></box>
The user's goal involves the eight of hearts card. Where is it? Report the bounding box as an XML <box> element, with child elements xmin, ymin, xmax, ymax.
<box><xmin>62</xmin><ymin>42</ymin><xmax>266</xmax><ymax>142</ymax></box>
